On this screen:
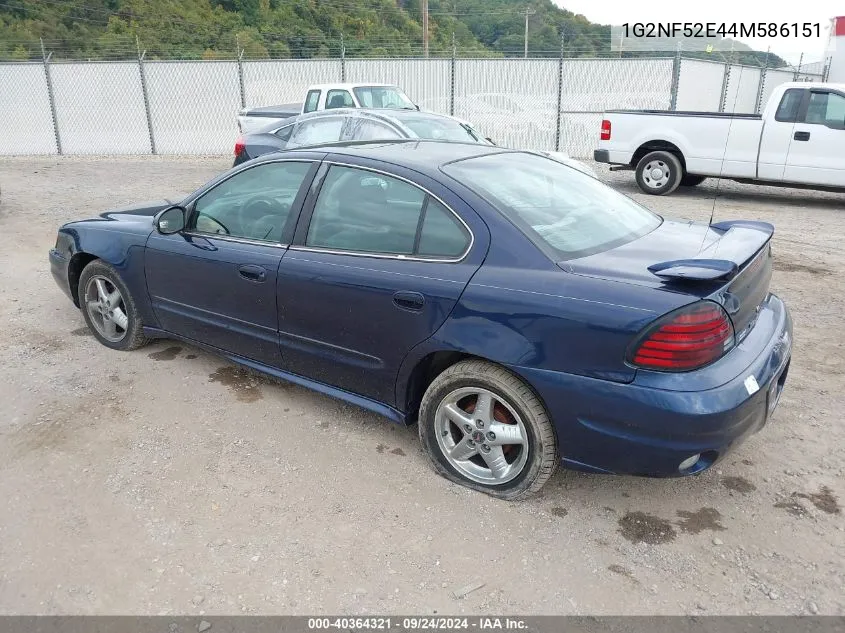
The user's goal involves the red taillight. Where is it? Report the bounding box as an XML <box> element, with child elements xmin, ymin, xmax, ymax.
<box><xmin>234</xmin><ymin>136</ymin><xmax>245</xmax><ymax>156</ymax></box>
<box><xmin>600</xmin><ymin>119</ymin><xmax>611</xmax><ymax>141</ymax></box>
<box><xmin>629</xmin><ymin>301</ymin><xmax>734</xmax><ymax>372</ymax></box>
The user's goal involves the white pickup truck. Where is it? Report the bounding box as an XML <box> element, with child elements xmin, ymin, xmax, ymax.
<box><xmin>237</xmin><ymin>83</ymin><xmax>418</xmax><ymax>133</ymax></box>
<box><xmin>594</xmin><ymin>82</ymin><xmax>845</xmax><ymax>195</ymax></box>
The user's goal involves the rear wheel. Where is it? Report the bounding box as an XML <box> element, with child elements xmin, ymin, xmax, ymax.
<box><xmin>635</xmin><ymin>150</ymin><xmax>682</xmax><ymax>195</ymax></box>
<box><xmin>680</xmin><ymin>174</ymin><xmax>707</xmax><ymax>187</ymax></box>
<box><xmin>418</xmin><ymin>360</ymin><xmax>558</xmax><ymax>500</ymax></box>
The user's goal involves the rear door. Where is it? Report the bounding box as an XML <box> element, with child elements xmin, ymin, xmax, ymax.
<box><xmin>756</xmin><ymin>88</ymin><xmax>804</xmax><ymax>181</ymax></box>
<box><xmin>784</xmin><ymin>89</ymin><xmax>845</xmax><ymax>186</ymax></box>
<box><xmin>276</xmin><ymin>158</ymin><xmax>488</xmax><ymax>405</ymax></box>
<box><xmin>145</xmin><ymin>159</ymin><xmax>317</xmax><ymax>365</ymax></box>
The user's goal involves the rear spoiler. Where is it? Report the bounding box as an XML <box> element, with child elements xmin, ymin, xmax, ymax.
<box><xmin>648</xmin><ymin>220</ymin><xmax>773</xmax><ymax>282</ymax></box>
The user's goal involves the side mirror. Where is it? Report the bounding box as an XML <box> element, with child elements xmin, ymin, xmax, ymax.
<box><xmin>156</xmin><ymin>206</ymin><xmax>186</xmax><ymax>235</ymax></box>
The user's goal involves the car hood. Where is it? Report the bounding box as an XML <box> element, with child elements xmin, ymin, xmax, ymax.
<box><xmin>561</xmin><ymin>219</ymin><xmax>727</xmax><ymax>288</ymax></box>
<box><xmin>97</xmin><ymin>198</ymin><xmax>179</xmax><ymax>222</ymax></box>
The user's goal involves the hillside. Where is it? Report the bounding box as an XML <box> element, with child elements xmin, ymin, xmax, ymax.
<box><xmin>0</xmin><ymin>0</ymin><xmax>785</xmax><ymax>66</ymax></box>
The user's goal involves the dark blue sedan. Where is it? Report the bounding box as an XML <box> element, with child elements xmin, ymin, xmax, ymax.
<box><xmin>49</xmin><ymin>141</ymin><xmax>792</xmax><ymax>499</ymax></box>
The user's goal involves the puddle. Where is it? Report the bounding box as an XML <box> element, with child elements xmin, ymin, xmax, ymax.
<box><xmin>148</xmin><ymin>346</ymin><xmax>182</xmax><ymax>361</ymax></box>
<box><xmin>618</xmin><ymin>512</ymin><xmax>676</xmax><ymax>544</ymax></box>
<box><xmin>208</xmin><ymin>366</ymin><xmax>272</xmax><ymax>403</ymax></box>
<box><xmin>722</xmin><ymin>476</ymin><xmax>757</xmax><ymax>494</ymax></box>
<box><xmin>676</xmin><ymin>507</ymin><xmax>726</xmax><ymax>534</ymax></box>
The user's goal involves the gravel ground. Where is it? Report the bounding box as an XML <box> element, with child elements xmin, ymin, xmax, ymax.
<box><xmin>0</xmin><ymin>156</ymin><xmax>843</xmax><ymax>616</ymax></box>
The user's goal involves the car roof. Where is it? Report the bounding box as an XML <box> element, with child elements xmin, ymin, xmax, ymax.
<box><xmin>308</xmin><ymin>83</ymin><xmax>397</xmax><ymax>91</ymax></box>
<box><xmin>279</xmin><ymin>140</ymin><xmax>508</xmax><ymax>173</ymax></box>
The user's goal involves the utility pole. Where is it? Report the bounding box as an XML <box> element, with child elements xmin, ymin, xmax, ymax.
<box><xmin>519</xmin><ymin>6</ymin><xmax>536</xmax><ymax>59</ymax></box>
<box><xmin>422</xmin><ymin>0</ymin><xmax>429</xmax><ymax>58</ymax></box>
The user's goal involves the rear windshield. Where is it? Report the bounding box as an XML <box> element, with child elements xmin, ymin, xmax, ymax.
<box><xmin>443</xmin><ymin>152</ymin><xmax>661</xmax><ymax>260</ymax></box>
<box><xmin>396</xmin><ymin>114</ymin><xmax>487</xmax><ymax>144</ymax></box>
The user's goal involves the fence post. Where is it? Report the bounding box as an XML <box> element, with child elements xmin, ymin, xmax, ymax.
<box><xmin>823</xmin><ymin>56</ymin><xmax>831</xmax><ymax>83</ymax></box>
<box><xmin>793</xmin><ymin>52</ymin><xmax>803</xmax><ymax>81</ymax></box>
<box><xmin>754</xmin><ymin>48</ymin><xmax>770</xmax><ymax>114</ymax></box>
<box><xmin>669</xmin><ymin>41</ymin><xmax>682</xmax><ymax>111</ymax></box>
<box><xmin>137</xmin><ymin>36</ymin><xmax>157</xmax><ymax>155</ymax></box>
<box><xmin>236</xmin><ymin>37</ymin><xmax>247</xmax><ymax>108</ymax></box>
<box><xmin>555</xmin><ymin>32</ymin><xmax>564</xmax><ymax>152</ymax></box>
<box><xmin>40</xmin><ymin>38</ymin><xmax>62</xmax><ymax>155</ymax></box>
<box><xmin>450</xmin><ymin>32</ymin><xmax>456</xmax><ymax>116</ymax></box>
<box><xmin>718</xmin><ymin>55</ymin><xmax>731</xmax><ymax>113</ymax></box>
<box><xmin>340</xmin><ymin>33</ymin><xmax>346</xmax><ymax>82</ymax></box>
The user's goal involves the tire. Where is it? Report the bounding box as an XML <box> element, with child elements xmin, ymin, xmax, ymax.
<box><xmin>635</xmin><ymin>150</ymin><xmax>683</xmax><ymax>195</ymax></box>
<box><xmin>418</xmin><ymin>359</ymin><xmax>559</xmax><ymax>500</ymax></box>
<box><xmin>78</xmin><ymin>260</ymin><xmax>148</xmax><ymax>351</ymax></box>
<box><xmin>680</xmin><ymin>174</ymin><xmax>707</xmax><ymax>187</ymax></box>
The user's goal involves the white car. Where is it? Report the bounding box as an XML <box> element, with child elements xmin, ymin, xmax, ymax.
<box><xmin>595</xmin><ymin>82</ymin><xmax>845</xmax><ymax>194</ymax></box>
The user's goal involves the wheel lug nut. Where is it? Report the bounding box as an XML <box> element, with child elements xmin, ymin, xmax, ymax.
<box><xmin>486</xmin><ymin>432</ymin><xmax>495</xmax><ymax>441</ymax></box>
<box><xmin>467</xmin><ymin>440</ymin><xmax>475</xmax><ymax>447</ymax></box>
<box><xmin>481</xmin><ymin>444</ymin><xmax>490</xmax><ymax>453</ymax></box>
<box><xmin>464</xmin><ymin>424</ymin><xmax>472</xmax><ymax>433</ymax></box>
<box><xmin>476</xmin><ymin>419</ymin><xmax>484</xmax><ymax>429</ymax></box>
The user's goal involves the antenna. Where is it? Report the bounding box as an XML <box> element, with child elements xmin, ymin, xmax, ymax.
<box><xmin>702</xmin><ymin>43</ymin><xmax>743</xmax><ymax>253</ymax></box>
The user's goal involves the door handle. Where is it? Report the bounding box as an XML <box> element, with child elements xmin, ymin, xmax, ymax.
<box><xmin>393</xmin><ymin>291</ymin><xmax>425</xmax><ymax>312</ymax></box>
<box><xmin>794</xmin><ymin>131</ymin><xmax>811</xmax><ymax>141</ymax></box>
<box><xmin>238</xmin><ymin>264</ymin><xmax>267</xmax><ymax>282</ymax></box>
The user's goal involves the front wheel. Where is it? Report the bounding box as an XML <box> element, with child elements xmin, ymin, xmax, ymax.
<box><xmin>635</xmin><ymin>150</ymin><xmax>682</xmax><ymax>195</ymax></box>
<box><xmin>78</xmin><ymin>260</ymin><xmax>148</xmax><ymax>351</ymax></box>
<box><xmin>418</xmin><ymin>360</ymin><xmax>559</xmax><ymax>500</ymax></box>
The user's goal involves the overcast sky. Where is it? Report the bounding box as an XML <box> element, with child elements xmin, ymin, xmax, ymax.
<box><xmin>553</xmin><ymin>0</ymin><xmax>838</xmax><ymax>64</ymax></box>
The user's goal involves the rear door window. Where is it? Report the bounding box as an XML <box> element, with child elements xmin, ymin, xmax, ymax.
<box><xmin>288</xmin><ymin>118</ymin><xmax>345</xmax><ymax>148</ymax></box>
<box><xmin>305</xmin><ymin>166</ymin><xmax>469</xmax><ymax>259</ymax></box>
<box><xmin>303</xmin><ymin>90</ymin><xmax>320</xmax><ymax>113</ymax></box>
<box><xmin>775</xmin><ymin>89</ymin><xmax>805</xmax><ymax>122</ymax></box>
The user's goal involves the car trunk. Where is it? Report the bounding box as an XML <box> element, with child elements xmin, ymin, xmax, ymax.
<box><xmin>562</xmin><ymin>219</ymin><xmax>774</xmax><ymax>341</ymax></box>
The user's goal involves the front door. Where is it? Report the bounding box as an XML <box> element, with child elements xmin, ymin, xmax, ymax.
<box><xmin>756</xmin><ymin>87</ymin><xmax>803</xmax><ymax>181</ymax></box>
<box><xmin>276</xmin><ymin>162</ymin><xmax>487</xmax><ymax>406</ymax></box>
<box><xmin>784</xmin><ymin>89</ymin><xmax>845</xmax><ymax>187</ymax></box>
<box><xmin>145</xmin><ymin>160</ymin><xmax>316</xmax><ymax>365</ymax></box>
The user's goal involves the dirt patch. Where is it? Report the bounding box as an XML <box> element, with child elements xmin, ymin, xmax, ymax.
<box><xmin>774</xmin><ymin>257</ymin><xmax>831</xmax><ymax>276</ymax></box>
<box><xmin>796</xmin><ymin>486</ymin><xmax>841</xmax><ymax>515</ymax></box>
<box><xmin>148</xmin><ymin>346</ymin><xmax>182</xmax><ymax>361</ymax></box>
<box><xmin>775</xmin><ymin>499</ymin><xmax>809</xmax><ymax>517</ymax></box>
<box><xmin>550</xmin><ymin>507</ymin><xmax>568</xmax><ymax>518</ymax></box>
<box><xmin>722</xmin><ymin>476</ymin><xmax>757</xmax><ymax>494</ymax></box>
<box><xmin>390</xmin><ymin>447</ymin><xmax>406</xmax><ymax>456</ymax></box>
<box><xmin>608</xmin><ymin>564</ymin><xmax>638</xmax><ymax>583</ymax></box>
<box><xmin>376</xmin><ymin>443</ymin><xmax>386</xmax><ymax>454</ymax></box>
<box><xmin>207</xmin><ymin>365</ymin><xmax>271</xmax><ymax>403</ymax></box>
<box><xmin>618</xmin><ymin>512</ymin><xmax>677</xmax><ymax>545</ymax></box>
<box><xmin>676</xmin><ymin>508</ymin><xmax>726</xmax><ymax>534</ymax></box>
<box><xmin>70</xmin><ymin>327</ymin><xmax>91</xmax><ymax>337</ymax></box>
<box><xmin>185</xmin><ymin>354</ymin><xmax>197</xmax><ymax>360</ymax></box>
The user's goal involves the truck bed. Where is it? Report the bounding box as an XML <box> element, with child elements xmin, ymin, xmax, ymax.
<box><xmin>605</xmin><ymin>109</ymin><xmax>762</xmax><ymax>120</ymax></box>
<box><xmin>240</xmin><ymin>102</ymin><xmax>302</xmax><ymax>118</ymax></box>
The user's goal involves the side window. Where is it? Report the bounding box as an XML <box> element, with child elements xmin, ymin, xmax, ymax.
<box><xmin>191</xmin><ymin>161</ymin><xmax>312</xmax><ymax>243</ymax></box>
<box><xmin>274</xmin><ymin>124</ymin><xmax>293</xmax><ymax>142</ymax></box>
<box><xmin>804</xmin><ymin>91</ymin><xmax>845</xmax><ymax>129</ymax></box>
<box><xmin>775</xmin><ymin>89</ymin><xmax>804</xmax><ymax>123</ymax></box>
<box><xmin>306</xmin><ymin>166</ymin><xmax>425</xmax><ymax>255</ymax></box>
<box><xmin>288</xmin><ymin>118</ymin><xmax>345</xmax><ymax>148</ymax></box>
<box><xmin>303</xmin><ymin>90</ymin><xmax>320</xmax><ymax>113</ymax></box>
<box><xmin>326</xmin><ymin>90</ymin><xmax>354</xmax><ymax>109</ymax></box>
<box><xmin>305</xmin><ymin>166</ymin><xmax>469</xmax><ymax>259</ymax></box>
<box><xmin>344</xmin><ymin>117</ymin><xmax>403</xmax><ymax>141</ymax></box>
<box><xmin>417</xmin><ymin>199</ymin><xmax>471</xmax><ymax>258</ymax></box>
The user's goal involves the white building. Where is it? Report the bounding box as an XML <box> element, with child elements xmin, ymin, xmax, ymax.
<box><xmin>826</xmin><ymin>16</ymin><xmax>845</xmax><ymax>82</ymax></box>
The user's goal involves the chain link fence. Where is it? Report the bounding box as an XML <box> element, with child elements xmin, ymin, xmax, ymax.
<box><xmin>0</xmin><ymin>51</ymin><xmax>825</xmax><ymax>158</ymax></box>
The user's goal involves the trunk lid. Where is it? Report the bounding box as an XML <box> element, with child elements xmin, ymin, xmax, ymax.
<box><xmin>563</xmin><ymin>219</ymin><xmax>774</xmax><ymax>341</ymax></box>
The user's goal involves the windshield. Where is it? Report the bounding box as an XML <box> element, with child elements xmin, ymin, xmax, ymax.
<box><xmin>443</xmin><ymin>152</ymin><xmax>661</xmax><ymax>260</ymax></box>
<box><xmin>353</xmin><ymin>86</ymin><xmax>415</xmax><ymax>109</ymax></box>
<box><xmin>396</xmin><ymin>114</ymin><xmax>489</xmax><ymax>144</ymax></box>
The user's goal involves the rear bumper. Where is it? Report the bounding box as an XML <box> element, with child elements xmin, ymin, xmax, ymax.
<box><xmin>49</xmin><ymin>248</ymin><xmax>74</xmax><ymax>302</ymax></box>
<box><xmin>593</xmin><ymin>148</ymin><xmax>633</xmax><ymax>166</ymax></box>
<box><xmin>512</xmin><ymin>293</ymin><xmax>792</xmax><ymax>476</ymax></box>
<box><xmin>593</xmin><ymin>149</ymin><xmax>610</xmax><ymax>163</ymax></box>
